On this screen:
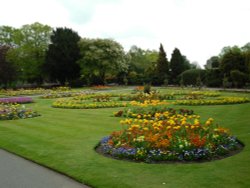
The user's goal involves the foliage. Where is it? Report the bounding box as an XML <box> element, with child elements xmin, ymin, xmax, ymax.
<box><xmin>205</xmin><ymin>56</ymin><xmax>220</xmax><ymax>69</ymax></box>
<box><xmin>2</xmin><ymin>87</ymin><xmax>71</xmax><ymax>96</ymax></box>
<box><xmin>45</xmin><ymin>27</ymin><xmax>81</xmax><ymax>85</ymax></box>
<box><xmin>155</xmin><ymin>44</ymin><xmax>169</xmax><ymax>85</ymax></box>
<box><xmin>205</xmin><ymin>68</ymin><xmax>222</xmax><ymax>87</ymax></box>
<box><xmin>174</xmin><ymin>97</ymin><xmax>250</xmax><ymax>105</ymax></box>
<box><xmin>230</xmin><ymin>70</ymin><xmax>248</xmax><ymax>88</ymax></box>
<box><xmin>170</xmin><ymin>48</ymin><xmax>190</xmax><ymax>84</ymax></box>
<box><xmin>220</xmin><ymin>46</ymin><xmax>248</xmax><ymax>82</ymax></box>
<box><xmin>126</xmin><ymin>46</ymin><xmax>158</xmax><ymax>85</ymax></box>
<box><xmin>179</xmin><ymin>69</ymin><xmax>206</xmax><ymax>86</ymax></box>
<box><xmin>78</xmin><ymin>38</ymin><xmax>127</xmax><ymax>85</ymax></box>
<box><xmin>119</xmin><ymin>92</ymin><xmax>174</xmax><ymax>102</ymax></box>
<box><xmin>143</xmin><ymin>84</ymin><xmax>151</xmax><ymax>94</ymax></box>
<box><xmin>0</xmin><ymin>45</ymin><xmax>17</xmax><ymax>88</ymax></box>
<box><xmin>52</xmin><ymin>99</ymin><xmax>127</xmax><ymax>109</ymax></box>
<box><xmin>3</xmin><ymin>23</ymin><xmax>52</xmax><ymax>83</ymax></box>
<box><xmin>2</xmin><ymin>88</ymin><xmax>47</xmax><ymax>96</ymax></box>
<box><xmin>0</xmin><ymin>103</ymin><xmax>40</xmax><ymax>120</ymax></box>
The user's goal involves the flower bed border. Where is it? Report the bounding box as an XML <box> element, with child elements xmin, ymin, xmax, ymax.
<box><xmin>95</xmin><ymin>138</ymin><xmax>244</xmax><ymax>164</ymax></box>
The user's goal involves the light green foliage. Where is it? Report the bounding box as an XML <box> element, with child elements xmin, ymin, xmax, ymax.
<box><xmin>1</xmin><ymin>23</ymin><xmax>52</xmax><ymax>83</ymax></box>
<box><xmin>126</xmin><ymin>45</ymin><xmax>158</xmax><ymax>84</ymax></box>
<box><xmin>78</xmin><ymin>38</ymin><xmax>127</xmax><ymax>84</ymax></box>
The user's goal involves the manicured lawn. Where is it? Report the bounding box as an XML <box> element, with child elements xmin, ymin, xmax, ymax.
<box><xmin>0</xmin><ymin>88</ymin><xmax>250</xmax><ymax>188</ymax></box>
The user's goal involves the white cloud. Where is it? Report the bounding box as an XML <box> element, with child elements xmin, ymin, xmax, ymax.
<box><xmin>1</xmin><ymin>0</ymin><xmax>250</xmax><ymax>67</ymax></box>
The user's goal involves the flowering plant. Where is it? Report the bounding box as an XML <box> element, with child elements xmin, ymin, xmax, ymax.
<box><xmin>0</xmin><ymin>104</ymin><xmax>40</xmax><ymax>120</ymax></box>
<box><xmin>52</xmin><ymin>98</ymin><xmax>127</xmax><ymax>109</ymax></box>
<box><xmin>174</xmin><ymin>97</ymin><xmax>250</xmax><ymax>105</ymax></box>
<box><xmin>0</xmin><ymin>97</ymin><xmax>33</xmax><ymax>104</ymax></box>
<box><xmin>98</xmin><ymin>110</ymin><xmax>242</xmax><ymax>162</ymax></box>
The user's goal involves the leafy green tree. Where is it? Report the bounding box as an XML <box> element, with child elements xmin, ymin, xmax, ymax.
<box><xmin>170</xmin><ymin>48</ymin><xmax>189</xmax><ymax>84</ymax></box>
<box><xmin>1</xmin><ymin>23</ymin><xmax>52</xmax><ymax>84</ymax></box>
<box><xmin>242</xmin><ymin>42</ymin><xmax>250</xmax><ymax>74</ymax></box>
<box><xmin>220</xmin><ymin>46</ymin><xmax>248</xmax><ymax>86</ymax></box>
<box><xmin>205</xmin><ymin>56</ymin><xmax>220</xmax><ymax>69</ymax></box>
<box><xmin>45</xmin><ymin>27</ymin><xmax>81</xmax><ymax>85</ymax></box>
<box><xmin>230</xmin><ymin>70</ymin><xmax>248</xmax><ymax>88</ymax></box>
<box><xmin>0</xmin><ymin>45</ymin><xmax>17</xmax><ymax>88</ymax></box>
<box><xmin>155</xmin><ymin>44</ymin><xmax>169</xmax><ymax>85</ymax></box>
<box><xmin>205</xmin><ymin>68</ymin><xmax>222</xmax><ymax>87</ymax></box>
<box><xmin>0</xmin><ymin>26</ymin><xmax>22</xmax><ymax>47</ymax></box>
<box><xmin>78</xmin><ymin>38</ymin><xmax>127</xmax><ymax>85</ymax></box>
<box><xmin>126</xmin><ymin>45</ymin><xmax>158</xmax><ymax>84</ymax></box>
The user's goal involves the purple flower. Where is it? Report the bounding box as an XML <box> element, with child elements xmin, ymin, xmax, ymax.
<box><xmin>0</xmin><ymin>97</ymin><xmax>33</xmax><ymax>104</ymax></box>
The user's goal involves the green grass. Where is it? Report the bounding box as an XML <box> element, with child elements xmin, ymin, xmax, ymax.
<box><xmin>0</xmin><ymin>88</ymin><xmax>250</xmax><ymax>188</ymax></box>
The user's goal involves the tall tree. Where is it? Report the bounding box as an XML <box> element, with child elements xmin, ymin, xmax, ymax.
<box><xmin>242</xmin><ymin>42</ymin><xmax>250</xmax><ymax>73</ymax></box>
<box><xmin>169</xmin><ymin>48</ymin><xmax>188</xmax><ymax>84</ymax></box>
<box><xmin>220</xmin><ymin>46</ymin><xmax>247</xmax><ymax>77</ymax></box>
<box><xmin>78</xmin><ymin>38</ymin><xmax>127</xmax><ymax>85</ymax></box>
<box><xmin>0</xmin><ymin>45</ymin><xmax>17</xmax><ymax>88</ymax></box>
<box><xmin>155</xmin><ymin>44</ymin><xmax>169</xmax><ymax>85</ymax></box>
<box><xmin>0</xmin><ymin>26</ymin><xmax>22</xmax><ymax>47</ymax></box>
<box><xmin>1</xmin><ymin>23</ymin><xmax>52</xmax><ymax>83</ymax></box>
<box><xmin>126</xmin><ymin>45</ymin><xmax>158</xmax><ymax>84</ymax></box>
<box><xmin>45</xmin><ymin>27</ymin><xmax>81</xmax><ymax>85</ymax></box>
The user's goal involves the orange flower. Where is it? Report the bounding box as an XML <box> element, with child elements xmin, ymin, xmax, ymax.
<box><xmin>190</xmin><ymin>135</ymin><xmax>206</xmax><ymax>147</ymax></box>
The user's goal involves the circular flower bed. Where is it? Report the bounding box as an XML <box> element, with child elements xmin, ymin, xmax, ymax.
<box><xmin>0</xmin><ymin>104</ymin><xmax>40</xmax><ymax>120</ymax></box>
<box><xmin>96</xmin><ymin>110</ymin><xmax>243</xmax><ymax>163</ymax></box>
<box><xmin>174</xmin><ymin>97</ymin><xmax>250</xmax><ymax>105</ymax></box>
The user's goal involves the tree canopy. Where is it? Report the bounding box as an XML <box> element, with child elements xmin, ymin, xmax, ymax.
<box><xmin>155</xmin><ymin>44</ymin><xmax>169</xmax><ymax>85</ymax></box>
<box><xmin>78</xmin><ymin>38</ymin><xmax>127</xmax><ymax>85</ymax></box>
<box><xmin>44</xmin><ymin>27</ymin><xmax>81</xmax><ymax>85</ymax></box>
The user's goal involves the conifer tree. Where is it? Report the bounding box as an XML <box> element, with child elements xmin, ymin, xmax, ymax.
<box><xmin>170</xmin><ymin>48</ymin><xmax>186</xmax><ymax>84</ymax></box>
<box><xmin>155</xmin><ymin>44</ymin><xmax>169</xmax><ymax>85</ymax></box>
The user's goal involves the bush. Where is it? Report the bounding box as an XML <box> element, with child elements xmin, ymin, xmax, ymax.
<box><xmin>143</xmin><ymin>84</ymin><xmax>151</xmax><ymax>94</ymax></box>
<box><xmin>179</xmin><ymin>69</ymin><xmax>206</xmax><ymax>86</ymax></box>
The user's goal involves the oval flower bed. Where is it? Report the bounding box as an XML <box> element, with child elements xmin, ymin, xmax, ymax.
<box><xmin>174</xmin><ymin>97</ymin><xmax>250</xmax><ymax>105</ymax></box>
<box><xmin>0</xmin><ymin>104</ymin><xmax>40</xmax><ymax>120</ymax></box>
<box><xmin>0</xmin><ymin>97</ymin><xmax>33</xmax><ymax>104</ymax></box>
<box><xmin>52</xmin><ymin>98</ymin><xmax>127</xmax><ymax>109</ymax></box>
<box><xmin>96</xmin><ymin>111</ymin><xmax>243</xmax><ymax>163</ymax></box>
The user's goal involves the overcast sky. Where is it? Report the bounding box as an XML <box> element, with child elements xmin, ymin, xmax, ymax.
<box><xmin>1</xmin><ymin>0</ymin><xmax>250</xmax><ymax>67</ymax></box>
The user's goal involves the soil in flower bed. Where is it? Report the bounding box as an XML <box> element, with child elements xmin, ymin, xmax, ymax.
<box><xmin>95</xmin><ymin>140</ymin><xmax>244</xmax><ymax>164</ymax></box>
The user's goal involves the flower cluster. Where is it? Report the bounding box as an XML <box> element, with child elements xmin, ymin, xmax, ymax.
<box><xmin>40</xmin><ymin>91</ymin><xmax>93</xmax><ymax>99</ymax></box>
<box><xmin>119</xmin><ymin>92</ymin><xmax>174</xmax><ymax>101</ymax></box>
<box><xmin>2</xmin><ymin>88</ymin><xmax>47</xmax><ymax>96</ymax></box>
<box><xmin>190</xmin><ymin>91</ymin><xmax>221</xmax><ymax>97</ymax></box>
<box><xmin>174</xmin><ymin>97</ymin><xmax>250</xmax><ymax>105</ymax></box>
<box><xmin>130</xmin><ymin>100</ymin><xmax>168</xmax><ymax>107</ymax></box>
<box><xmin>2</xmin><ymin>87</ymin><xmax>71</xmax><ymax>96</ymax></box>
<box><xmin>0</xmin><ymin>97</ymin><xmax>33</xmax><ymax>104</ymax></box>
<box><xmin>0</xmin><ymin>104</ymin><xmax>40</xmax><ymax>120</ymax></box>
<box><xmin>98</xmin><ymin>111</ymin><xmax>241</xmax><ymax>162</ymax></box>
<box><xmin>114</xmin><ymin>108</ymin><xmax>194</xmax><ymax>118</ymax></box>
<box><xmin>52</xmin><ymin>99</ymin><xmax>127</xmax><ymax>109</ymax></box>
